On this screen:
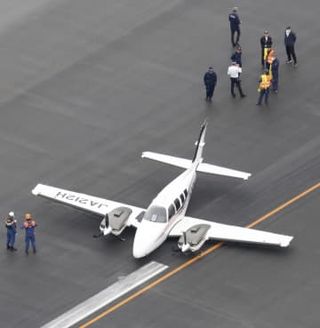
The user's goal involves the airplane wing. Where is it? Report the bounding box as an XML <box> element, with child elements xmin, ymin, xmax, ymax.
<box><xmin>169</xmin><ymin>216</ymin><xmax>293</xmax><ymax>248</ymax></box>
<box><xmin>32</xmin><ymin>184</ymin><xmax>145</xmax><ymax>228</ymax></box>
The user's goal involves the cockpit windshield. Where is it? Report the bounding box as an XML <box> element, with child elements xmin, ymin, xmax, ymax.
<box><xmin>144</xmin><ymin>205</ymin><xmax>167</xmax><ymax>223</ymax></box>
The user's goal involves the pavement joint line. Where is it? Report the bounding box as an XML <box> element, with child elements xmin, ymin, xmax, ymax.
<box><xmin>79</xmin><ymin>181</ymin><xmax>320</xmax><ymax>328</ymax></box>
<box><xmin>40</xmin><ymin>261</ymin><xmax>168</xmax><ymax>328</ymax></box>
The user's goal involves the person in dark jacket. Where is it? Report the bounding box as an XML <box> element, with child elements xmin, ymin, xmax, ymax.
<box><xmin>5</xmin><ymin>211</ymin><xmax>17</xmax><ymax>251</ymax></box>
<box><xmin>284</xmin><ymin>26</ymin><xmax>297</xmax><ymax>66</ymax></box>
<box><xmin>203</xmin><ymin>67</ymin><xmax>217</xmax><ymax>102</ymax></box>
<box><xmin>271</xmin><ymin>57</ymin><xmax>280</xmax><ymax>92</ymax></box>
<box><xmin>260</xmin><ymin>31</ymin><xmax>273</xmax><ymax>68</ymax></box>
<box><xmin>229</xmin><ymin>7</ymin><xmax>241</xmax><ymax>47</ymax></box>
<box><xmin>231</xmin><ymin>45</ymin><xmax>242</xmax><ymax>67</ymax></box>
<box><xmin>22</xmin><ymin>213</ymin><xmax>38</xmax><ymax>254</ymax></box>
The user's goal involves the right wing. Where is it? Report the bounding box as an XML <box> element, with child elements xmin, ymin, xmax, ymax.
<box><xmin>32</xmin><ymin>184</ymin><xmax>145</xmax><ymax>228</ymax></box>
<box><xmin>169</xmin><ymin>216</ymin><xmax>293</xmax><ymax>248</ymax></box>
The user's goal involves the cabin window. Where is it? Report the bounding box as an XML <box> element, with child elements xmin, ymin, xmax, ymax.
<box><xmin>174</xmin><ymin>198</ymin><xmax>181</xmax><ymax>211</ymax></box>
<box><xmin>180</xmin><ymin>193</ymin><xmax>185</xmax><ymax>204</ymax></box>
<box><xmin>184</xmin><ymin>189</ymin><xmax>188</xmax><ymax>198</ymax></box>
<box><xmin>144</xmin><ymin>205</ymin><xmax>167</xmax><ymax>223</ymax></box>
<box><xmin>168</xmin><ymin>204</ymin><xmax>175</xmax><ymax>219</ymax></box>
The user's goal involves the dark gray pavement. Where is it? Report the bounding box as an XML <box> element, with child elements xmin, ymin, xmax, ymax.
<box><xmin>0</xmin><ymin>0</ymin><xmax>319</xmax><ymax>327</ymax></box>
<box><xmin>87</xmin><ymin>189</ymin><xmax>320</xmax><ymax>328</ymax></box>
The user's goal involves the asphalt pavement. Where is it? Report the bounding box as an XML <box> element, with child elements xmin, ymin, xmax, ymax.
<box><xmin>0</xmin><ymin>0</ymin><xmax>319</xmax><ymax>327</ymax></box>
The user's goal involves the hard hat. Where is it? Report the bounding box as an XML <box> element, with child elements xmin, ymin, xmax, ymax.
<box><xmin>8</xmin><ymin>211</ymin><xmax>15</xmax><ymax>218</ymax></box>
<box><xmin>25</xmin><ymin>213</ymin><xmax>32</xmax><ymax>220</ymax></box>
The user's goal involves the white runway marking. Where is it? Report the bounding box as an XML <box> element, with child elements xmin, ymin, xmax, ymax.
<box><xmin>41</xmin><ymin>261</ymin><xmax>168</xmax><ymax>328</ymax></box>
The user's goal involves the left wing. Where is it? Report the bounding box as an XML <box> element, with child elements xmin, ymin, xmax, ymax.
<box><xmin>169</xmin><ymin>216</ymin><xmax>293</xmax><ymax>251</ymax></box>
<box><xmin>32</xmin><ymin>184</ymin><xmax>145</xmax><ymax>228</ymax></box>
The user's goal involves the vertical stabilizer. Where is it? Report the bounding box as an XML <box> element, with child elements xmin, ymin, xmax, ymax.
<box><xmin>192</xmin><ymin>121</ymin><xmax>207</xmax><ymax>163</ymax></box>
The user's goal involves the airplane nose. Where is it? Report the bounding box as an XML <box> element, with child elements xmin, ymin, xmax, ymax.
<box><xmin>133</xmin><ymin>247</ymin><xmax>145</xmax><ymax>259</ymax></box>
<box><xmin>133</xmin><ymin>221</ymin><xmax>165</xmax><ymax>258</ymax></box>
<box><xmin>133</xmin><ymin>227</ymin><xmax>155</xmax><ymax>258</ymax></box>
<box><xmin>133</xmin><ymin>237</ymin><xmax>148</xmax><ymax>258</ymax></box>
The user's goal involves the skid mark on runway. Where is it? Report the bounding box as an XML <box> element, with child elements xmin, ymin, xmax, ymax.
<box><xmin>80</xmin><ymin>181</ymin><xmax>320</xmax><ymax>328</ymax></box>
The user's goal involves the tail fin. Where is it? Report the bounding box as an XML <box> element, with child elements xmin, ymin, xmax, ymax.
<box><xmin>141</xmin><ymin>121</ymin><xmax>251</xmax><ymax>180</ymax></box>
<box><xmin>192</xmin><ymin>121</ymin><xmax>207</xmax><ymax>163</ymax></box>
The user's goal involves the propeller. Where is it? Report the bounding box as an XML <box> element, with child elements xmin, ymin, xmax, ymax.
<box><xmin>180</xmin><ymin>231</ymin><xmax>190</xmax><ymax>252</ymax></box>
<box><xmin>183</xmin><ymin>231</ymin><xmax>187</xmax><ymax>245</ymax></box>
<box><xmin>93</xmin><ymin>215</ymin><xmax>110</xmax><ymax>238</ymax></box>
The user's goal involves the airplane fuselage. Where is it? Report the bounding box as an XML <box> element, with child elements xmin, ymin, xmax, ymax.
<box><xmin>132</xmin><ymin>162</ymin><xmax>199</xmax><ymax>258</ymax></box>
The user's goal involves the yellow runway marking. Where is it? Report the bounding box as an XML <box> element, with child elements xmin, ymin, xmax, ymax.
<box><xmin>80</xmin><ymin>181</ymin><xmax>320</xmax><ymax>328</ymax></box>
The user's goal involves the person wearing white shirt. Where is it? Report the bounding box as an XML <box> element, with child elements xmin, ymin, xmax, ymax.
<box><xmin>227</xmin><ymin>62</ymin><xmax>246</xmax><ymax>98</ymax></box>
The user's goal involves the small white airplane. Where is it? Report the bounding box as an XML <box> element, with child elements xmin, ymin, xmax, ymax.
<box><xmin>32</xmin><ymin>122</ymin><xmax>293</xmax><ymax>258</ymax></box>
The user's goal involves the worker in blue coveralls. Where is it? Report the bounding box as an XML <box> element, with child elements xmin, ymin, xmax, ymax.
<box><xmin>5</xmin><ymin>211</ymin><xmax>17</xmax><ymax>251</ymax></box>
<box><xmin>229</xmin><ymin>7</ymin><xmax>241</xmax><ymax>47</ymax></box>
<box><xmin>22</xmin><ymin>213</ymin><xmax>37</xmax><ymax>254</ymax></box>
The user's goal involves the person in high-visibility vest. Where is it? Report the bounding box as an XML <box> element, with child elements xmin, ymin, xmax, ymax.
<box><xmin>266</xmin><ymin>48</ymin><xmax>276</xmax><ymax>72</ymax></box>
<box><xmin>256</xmin><ymin>70</ymin><xmax>272</xmax><ymax>106</ymax></box>
<box><xmin>260</xmin><ymin>31</ymin><xmax>273</xmax><ymax>68</ymax></box>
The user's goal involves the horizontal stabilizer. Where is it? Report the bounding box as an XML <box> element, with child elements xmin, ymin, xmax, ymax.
<box><xmin>197</xmin><ymin>163</ymin><xmax>251</xmax><ymax>180</ymax></box>
<box><xmin>142</xmin><ymin>152</ymin><xmax>251</xmax><ymax>180</ymax></box>
<box><xmin>142</xmin><ymin>152</ymin><xmax>191</xmax><ymax>169</ymax></box>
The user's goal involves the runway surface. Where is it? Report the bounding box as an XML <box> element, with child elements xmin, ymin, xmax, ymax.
<box><xmin>0</xmin><ymin>0</ymin><xmax>319</xmax><ymax>327</ymax></box>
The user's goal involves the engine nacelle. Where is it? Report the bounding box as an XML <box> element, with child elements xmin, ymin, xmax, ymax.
<box><xmin>99</xmin><ymin>207</ymin><xmax>132</xmax><ymax>236</ymax></box>
<box><xmin>178</xmin><ymin>224</ymin><xmax>211</xmax><ymax>253</ymax></box>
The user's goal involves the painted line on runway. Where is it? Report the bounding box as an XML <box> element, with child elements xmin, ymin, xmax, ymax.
<box><xmin>41</xmin><ymin>261</ymin><xmax>168</xmax><ymax>328</ymax></box>
<box><xmin>80</xmin><ymin>181</ymin><xmax>320</xmax><ymax>328</ymax></box>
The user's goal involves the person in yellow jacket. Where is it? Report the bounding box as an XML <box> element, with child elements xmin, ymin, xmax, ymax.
<box><xmin>266</xmin><ymin>48</ymin><xmax>276</xmax><ymax>73</ymax></box>
<box><xmin>256</xmin><ymin>70</ymin><xmax>272</xmax><ymax>106</ymax></box>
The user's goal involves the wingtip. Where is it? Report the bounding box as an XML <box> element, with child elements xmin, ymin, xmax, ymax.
<box><xmin>243</xmin><ymin>173</ymin><xmax>252</xmax><ymax>180</ymax></box>
<box><xmin>280</xmin><ymin>236</ymin><xmax>294</xmax><ymax>247</ymax></box>
<box><xmin>32</xmin><ymin>183</ymin><xmax>42</xmax><ymax>196</ymax></box>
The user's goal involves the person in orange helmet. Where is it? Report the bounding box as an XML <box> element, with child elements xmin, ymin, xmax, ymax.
<box><xmin>22</xmin><ymin>213</ymin><xmax>38</xmax><ymax>254</ymax></box>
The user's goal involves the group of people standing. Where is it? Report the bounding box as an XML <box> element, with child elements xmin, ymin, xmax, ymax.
<box><xmin>257</xmin><ymin>26</ymin><xmax>296</xmax><ymax>105</ymax></box>
<box><xmin>4</xmin><ymin>211</ymin><xmax>37</xmax><ymax>255</ymax></box>
<box><xmin>203</xmin><ymin>7</ymin><xmax>298</xmax><ymax>105</ymax></box>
